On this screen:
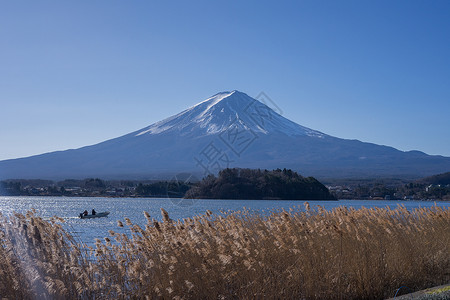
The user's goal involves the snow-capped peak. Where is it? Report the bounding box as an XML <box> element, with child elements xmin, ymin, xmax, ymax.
<box><xmin>191</xmin><ymin>90</ymin><xmax>237</xmax><ymax>109</ymax></box>
<box><xmin>135</xmin><ymin>90</ymin><xmax>325</xmax><ymax>138</ymax></box>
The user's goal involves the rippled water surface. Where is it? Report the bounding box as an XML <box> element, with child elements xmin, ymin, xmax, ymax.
<box><xmin>1</xmin><ymin>196</ymin><xmax>448</xmax><ymax>245</ymax></box>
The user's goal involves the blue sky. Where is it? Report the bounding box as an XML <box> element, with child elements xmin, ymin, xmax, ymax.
<box><xmin>1</xmin><ymin>0</ymin><xmax>449</xmax><ymax>160</ymax></box>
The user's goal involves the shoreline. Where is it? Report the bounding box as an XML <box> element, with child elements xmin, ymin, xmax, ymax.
<box><xmin>1</xmin><ymin>194</ymin><xmax>450</xmax><ymax>202</ymax></box>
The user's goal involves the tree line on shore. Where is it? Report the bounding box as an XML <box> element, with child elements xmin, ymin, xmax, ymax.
<box><xmin>0</xmin><ymin>168</ymin><xmax>333</xmax><ymax>200</ymax></box>
<box><xmin>326</xmin><ymin>172</ymin><xmax>450</xmax><ymax>200</ymax></box>
<box><xmin>185</xmin><ymin>168</ymin><xmax>335</xmax><ymax>200</ymax></box>
<box><xmin>0</xmin><ymin>178</ymin><xmax>191</xmax><ymax>198</ymax></box>
<box><xmin>1</xmin><ymin>170</ymin><xmax>449</xmax><ymax>200</ymax></box>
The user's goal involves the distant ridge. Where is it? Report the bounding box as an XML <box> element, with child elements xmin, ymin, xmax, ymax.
<box><xmin>1</xmin><ymin>90</ymin><xmax>449</xmax><ymax>180</ymax></box>
<box><xmin>418</xmin><ymin>172</ymin><xmax>450</xmax><ymax>185</ymax></box>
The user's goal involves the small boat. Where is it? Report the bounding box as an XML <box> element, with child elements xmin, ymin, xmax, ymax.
<box><xmin>79</xmin><ymin>211</ymin><xmax>110</xmax><ymax>219</ymax></box>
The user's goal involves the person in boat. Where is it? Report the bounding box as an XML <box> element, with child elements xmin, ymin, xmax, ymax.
<box><xmin>83</xmin><ymin>210</ymin><xmax>88</xmax><ymax>216</ymax></box>
<box><xmin>92</xmin><ymin>209</ymin><xmax>96</xmax><ymax>215</ymax></box>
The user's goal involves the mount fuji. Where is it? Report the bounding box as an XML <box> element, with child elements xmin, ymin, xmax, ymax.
<box><xmin>1</xmin><ymin>90</ymin><xmax>449</xmax><ymax>180</ymax></box>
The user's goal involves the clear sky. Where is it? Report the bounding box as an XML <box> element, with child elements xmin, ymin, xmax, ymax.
<box><xmin>1</xmin><ymin>0</ymin><xmax>449</xmax><ymax>160</ymax></box>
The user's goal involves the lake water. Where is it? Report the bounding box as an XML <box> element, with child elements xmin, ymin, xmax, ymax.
<box><xmin>1</xmin><ymin>196</ymin><xmax>448</xmax><ymax>246</ymax></box>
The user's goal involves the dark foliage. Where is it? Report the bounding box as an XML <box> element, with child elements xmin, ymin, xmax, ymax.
<box><xmin>418</xmin><ymin>172</ymin><xmax>450</xmax><ymax>185</ymax></box>
<box><xmin>185</xmin><ymin>168</ymin><xmax>336</xmax><ymax>200</ymax></box>
<box><xmin>135</xmin><ymin>181</ymin><xmax>192</xmax><ymax>198</ymax></box>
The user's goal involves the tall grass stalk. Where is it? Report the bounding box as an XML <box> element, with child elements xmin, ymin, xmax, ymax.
<box><xmin>1</xmin><ymin>205</ymin><xmax>448</xmax><ymax>299</ymax></box>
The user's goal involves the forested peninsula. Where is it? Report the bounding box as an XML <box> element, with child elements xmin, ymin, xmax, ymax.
<box><xmin>185</xmin><ymin>168</ymin><xmax>336</xmax><ymax>200</ymax></box>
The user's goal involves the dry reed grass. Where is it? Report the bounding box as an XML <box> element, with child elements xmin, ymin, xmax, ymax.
<box><xmin>1</xmin><ymin>204</ymin><xmax>449</xmax><ymax>299</ymax></box>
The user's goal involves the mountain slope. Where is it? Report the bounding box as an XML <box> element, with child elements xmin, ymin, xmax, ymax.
<box><xmin>0</xmin><ymin>91</ymin><xmax>449</xmax><ymax>180</ymax></box>
<box><xmin>133</xmin><ymin>91</ymin><xmax>324</xmax><ymax>137</ymax></box>
<box><xmin>418</xmin><ymin>172</ymin><xmax>450</xmax><ymax>185</ymax></box>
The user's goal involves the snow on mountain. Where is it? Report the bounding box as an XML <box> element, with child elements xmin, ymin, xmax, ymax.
<box><xmin>135</xmin><ymin>91</ymin><xmax>325</xmax><ymax>138</ymax></box>
<box><xmin>0</xmin><ymin>90</ymin><xmax>449</xmax><ymax>180</ymax></box>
